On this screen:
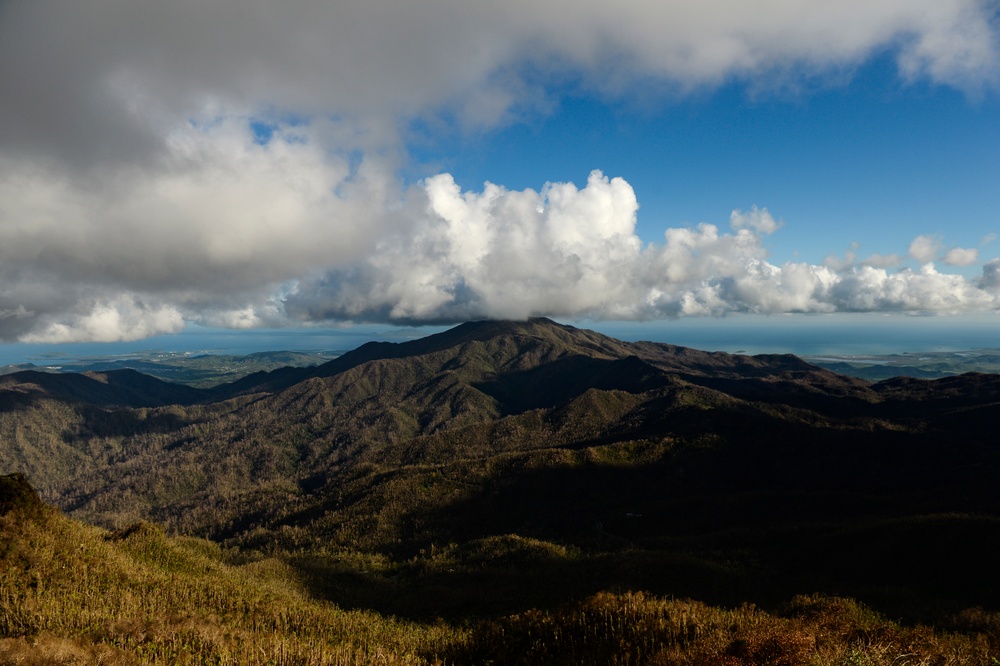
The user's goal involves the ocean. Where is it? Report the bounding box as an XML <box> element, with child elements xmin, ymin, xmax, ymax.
<box><xmin>596</xmin><ymin>313</ymin><xmax>1000</xmax><ymax>356</ymax></box>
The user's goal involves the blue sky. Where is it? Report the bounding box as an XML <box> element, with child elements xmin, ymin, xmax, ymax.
<box><xmin>0</xmin><ymin>0</ymin><xmax>999</xmax><ymax>350</ymax></box>
<box><xmin>417</xmin><ymin>57</ymin><xmax>1000</xmax><ymax>270</ymax></box>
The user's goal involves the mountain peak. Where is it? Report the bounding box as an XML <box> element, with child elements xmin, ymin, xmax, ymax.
<box><xmin>214</xmin><ymin>318</ymin><xmax>622</xmax><ymax>396</ymax></box>
<box><xmin>312</xmin><ymin>318</ymin><xmax>607</xmax><ymax>372</ymax></box>
<box><xmin>421</xmin><ymin>317</ymin><xmax>569</xmax><ymax>345</ymax></box>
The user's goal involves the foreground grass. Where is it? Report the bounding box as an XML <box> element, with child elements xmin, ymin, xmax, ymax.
<box><xmin>0</xmin><ymin>481</ymin><xmax>452</xmax><ymax>664</ymax></box>
<box><xmin>446</xmin><ymin>591</ymin><xmax>1000</xmax><ymax>665</ymax></box>
<box><xmin>2</xmin><ymin>477</ymin><xmax>999</xmax><ymax>665</ymax></box>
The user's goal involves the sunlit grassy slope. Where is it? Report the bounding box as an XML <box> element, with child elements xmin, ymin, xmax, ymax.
<box><xmin>0</xmin><ymin>473</ymin><xmax>449</xmax><ymax>664</ymax></box>
<box><xmin>3</xmin><ymin>474</ymin><xmax>999</xmax><ymax>665</ymax></box>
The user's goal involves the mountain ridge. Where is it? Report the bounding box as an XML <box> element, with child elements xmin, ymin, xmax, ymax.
<box><xmin>208</xmin><ymin>317</ymin><xmax>633</xmax><ymax>398</ymax></box>
<box><xmin>0</xmin><ymin>367</ymin><xmax>205</xmax><ymax>408</ymax></box>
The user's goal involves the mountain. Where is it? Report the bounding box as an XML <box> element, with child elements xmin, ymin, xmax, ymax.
<box><xmin>1</xmin><ymin>317</ymin><xmax>999</xmax><ymax>626</ymax></box>
<box><xmin>0</xmin><ymin>368</ymin><xmax>204</xmax><ymax>408</ymax></box>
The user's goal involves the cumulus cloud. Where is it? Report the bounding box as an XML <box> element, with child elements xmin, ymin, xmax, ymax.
<box><xmin>909</xmin><ymin>238</ymin><xmax>980</xmax><ymax>267</ymax></box>
<box><xmin>730</xmin><ymin>207</ymin><xmax>781</xmax><ymax>235</ymax></box>
<box><xmin>284</xmin><ymin>172</ymin><xmax>1000</xmax><ymax>323</ymax></box>
<box><xmin>285</xmin><ymin>171</ymin><xmax>644</xmax><ymax>323</ymax></box>
<box><xmin>3</xmin><ymin>160</ymin><xmax>1000</xmax><ymax>339</ymax></box>
<box><xmin>944</xmin><ymin>247</ymin><xmax>980</xmax><ymax>266</ymax></box>
<box><xmin>909</xmin><ymin>234</ymin><xmax>942</xmax><ymax>263</ymax></box>
<box><xmin>20</xmin><ymin>296</ymin><xmax>185</xmax><ymax>344</ymax></box>
<box><xmin>0</xmin><ymin>1</ymin><xmax>999</xmax><ymax>340</ymax></box>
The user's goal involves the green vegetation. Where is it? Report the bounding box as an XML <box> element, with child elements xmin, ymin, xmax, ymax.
<box><xmin>448</xmin><ymin>592</ymin><xmax>1000</xmax><ymax>665</ymax></box>
<box><xmin>2</xmin><ymin>481</ymin><xmax>998</xmax><ymax>664</ymax></box>
<box><xmin>805</xmin><ymin>349</ymin><xmax>1000</xmax><ymax>380</ymax></box>
<box><xmin>2</xmin><ymin>319</ymin><xmax>1000</xmax><ymax>663</ymax></box>
<box><xmin>1</xmin><ymin>350</ymin><xmax>335</xmax><ymax>388</ymax></box>
<box><xmin>0</xmin><ymin>475</ymin><xmax>449</xmax><ymax>664</ymax></box>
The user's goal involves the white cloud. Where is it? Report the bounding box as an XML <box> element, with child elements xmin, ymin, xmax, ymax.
<box><xmin>286</xmin><ymin>171</ymin><xmax>644</xmax><ymax>322</ymax></box>
<box><xmin>828</xmin><ymin>263</ymin><xmax>994</xmax><ymax>312</ymax></box>
<box><xmin>285</xmin><ymin>174</ymin><xmax>1000</xmax><ymax>324</ymax></box>
<box><xmin>943</xmin><ymin>247</ymin><xmax>979</xmax><ymax>266</ymax></box>
<box><xmin>909</xmin><ymin>234</ymin><xmax>942</xmax><ymax>263</ymax></box>
<box><xmin>730</xmin><ymin>207</ymin><xmax>781</xmax><ymax>235</ymax></box>
<box><xmin>3</xmin><ymin>158</ymin><xmax>1000</xmax><ymax>338</ymax></box>
<box><xmin>20</xmin><ymin>296</ymin><xmax>184</xmax><ymax>343</ymax></box>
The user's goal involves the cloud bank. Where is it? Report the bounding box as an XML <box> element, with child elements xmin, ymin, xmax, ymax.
<box><xmin>285</xmin><ymin>171</ymin><xmax>1000</xmax><ymax>325</ymax></box>
<box><xmin>1</xmin><ymin>1</ymin><xmax>998</xmax><ymax>341</ymax></box>
<box><xmin>7</xmin><ymin>158</ymin><xmax>1000</xmax><ymax>342</ymax></box>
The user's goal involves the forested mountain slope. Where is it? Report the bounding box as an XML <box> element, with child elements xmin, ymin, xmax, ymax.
<box><xmin>1</xmin><ymin>317</ymin><xmax>999</xmax><ymax>624</ymax></box>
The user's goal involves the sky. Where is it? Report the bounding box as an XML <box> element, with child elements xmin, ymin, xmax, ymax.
<box><xmin>1</xmin><ymin>0</ymin><xmax>999</xmax><ymax>349</ymax></box>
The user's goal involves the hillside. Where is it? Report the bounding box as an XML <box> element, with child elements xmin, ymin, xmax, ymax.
<box><xmin>2</xmin><ymin>473</ymin><xmax>998</xmax><ymax>664</ymax></box>
<box><xmin>1</xmin><ymin>350</ymin><xmax>335</xmax><ymax>388</ymax></box>
<box><xmin>1</xmin><ymin>317</ymin><xmax>1000</xmax><ymax>655</ymax></box>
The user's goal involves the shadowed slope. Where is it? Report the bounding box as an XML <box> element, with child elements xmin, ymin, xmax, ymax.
<box><xmin>0</xmin><ymin>369</ymin><xmax>205</xmax><ymax>408</ymax></box>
